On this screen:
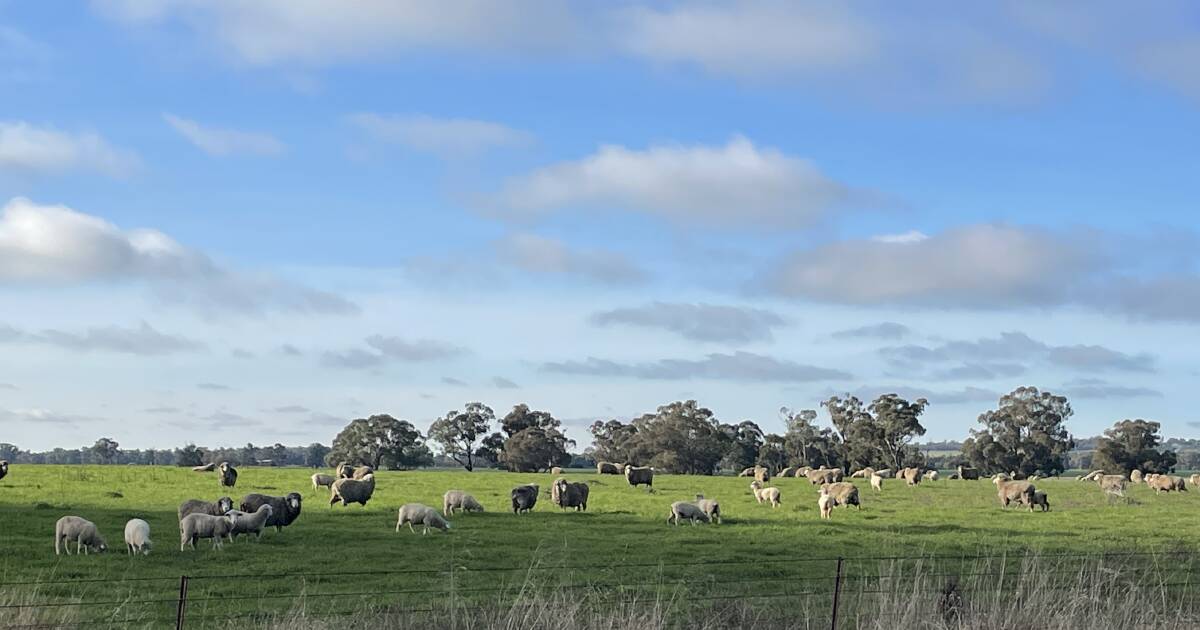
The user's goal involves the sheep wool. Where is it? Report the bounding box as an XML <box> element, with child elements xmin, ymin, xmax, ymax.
<box><xmin>123</xmin><ymin>519</ymin><xmax>152</xmax><ymax>555</ymax></box>
<box><xmin>512</xmin><ymin>484</ymin><xmax>539</xmax><ymax>514</ymax></box>
<box><xmin>311</xmin><ymin>473</ymin><xmax>336</xmax><ymax>493</ymax></box>
<box><xmin>396</xmin><ymin>503</ymin><xmax>451</xmax><ymax>534</ymax></box>
<box><xmin>667</xmin><ymin>501</ymin><xmax>710</xmax><ymax>526</ymax></box>
<box><xmin>329</xmin><ymin>475</ymin><xmax>377</xmax><ymax>507</ymax></box>
<box><xmin>443</xmin><ymin>490</ymin><xmax>485</xmax><ymax>517</ymax></box>
<box><xmin>179</xmin><ymin>513</ymin><xmax>234</xmax><ymax>551</ymax></box>
<box><xmin>55</xmin><ymin>516</ymin><xmax>107</xmax><ymax>555</ymax></box>
<box><xmin>625</xmin><ymin>465</ymin><xmax>654</xmax><ymax>489</ymax></box>
<box><xmin>178</xmin><ymin>497</ymin><xmax>235</xmax><ymax>521</ymax></box>
<box><xmin>241</xmin><ymin>493</ymin><xmax>303</xmax><ymax>531</ymax></box>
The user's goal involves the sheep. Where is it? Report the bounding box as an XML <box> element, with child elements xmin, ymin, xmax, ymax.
<box><xmin>396</xmin><ymin>503</ymin><xmax>451</xmax><ymax>534</ymax></box>
<box><xmin>796</xmin><ymin>466</ymin><xmax>813</xmax><ymax>477</ymax></box>
<box><xmin>1097</xmin><ymin>474</ymin><xmax>1128</xmax><ymax>499</ymax></box>
<box><xmin>443</xmin><ymin>490</ymin><xmax>485</xmax><ymax>517</ymax></box>
<box><xmin>179</xmin><ymin>513</ymin><xmax>234</xmax><ymax>551</ymax></box>
<box><xmin>351</xmin><ymin>465</ymin><xmax>375</xmax><ymax>480</ymax></box>
<box><xmin>512</xmin><ymin>484</ymin><xmax>539</xmax><ymax>514</ymax></box>
<box><xmin>224</xmin><ymin>504</ymin><xmax>274</xmax><ymax>541</ymax></box>
<box><xmin>329</xmin><ymin>474</ymin><xmax>376</xmax><ymax>507</ymax></box>
<box><xmin>178</xmin><ymin>496</ymin><xmax>235</xmax><ymax>521</ymax></box>
<box><xmin>1173</xmin><ymin>476</ymin><xmax>1188</xmax><ymax>492</ymax></box>
<box><xmin>818</xmin><ymin>488</ymin><xmax>835</xmax><ymax>519</ymax></box>
<box><xmin>1147</xmin><ymin>474</ymin><xmax>1178</xmax><ymax>494</ymax></box>
<box><xmin>1027</xmin><ymin>475</ymin><xmax>1041</xmax><ymax>482</ymax></box>
<box><xmin>806</xmin><ymin>468</ymin><xmax>840</xmax><ymax>485</ymax></box>
<box><xmin>874</xmin><ymin>468</ymin><xmax>893</xmax><ymax>479</ymax></box>
<box><xmin>54</xmin><ymin>516</ymin><xmax>107</xmax><ymax>555</ymax></box>
<box><xmin>923</xmin><ymin>470</ymin><xmax>940</xmax><ymax>482</ymax></box>
<box><xmin>870</xmin><ymin>471</ymin><xmax>884</xmax><ymax>492</ymax></box>
<box><xmin>779</xmin><ymin>466</ymin><xmax>797</xmax><ymax>478</ymax></box>
<box><xmin>1031</xmin><ymin>491</ymin><xmax>1050</xmax><ymax>512</ymax></box>
<box><xmin>311</xmin><ymin>473</ymin><xmax>336</xmax><ymax>493</ymax></box>
<box><xmin>749</xmin><ymin>480</ymin><xmax>781</xmax><ymax>508</ymax></box>
<box><xmin>1081</xmin><ymin>469</ymin><xmax>1105</xmax><ymax>482</ymax></box>
<box><xmin>1130</xmin><ymin>469</ymin><xmax>1144</xmax><ymax>484</ymax></box>
<box><xmin>240</xmin><ymin>492</ymin><xmax>303</xmax><ymax>531</ymax></box>
<box><xmin>218</xmin><ymin>462</ymin><xmax>238</xmax><ymax>488</ymax></box>
<box><xmin>121</xmin><ymin>518</ymin><xmax>152</xmax><ymax>555</ymax></box>
<box><xmin>956</xmin><ymin>466</ymin><xmax>980</xmax><ymax>480</ymax></box>
<box><xmin>551</xmin><ymin>478</ymin><xmax>590</xmax><ymax>511</ymax></box>
<box><xmin>191</xmin><ymin>463</ymin><xmax>215</xmax><ymax>472</ymax></box>
<box><xmin>667</xmin><ymin>501</ymin><xmax>710</xmax><ymax>526</ymax></box>
<box><xmin>850</xmin><ymin>467</ymin><xmax>874</xmax><ymax>479</ymax></box>
<box><xmin>991</xmin><ymin>472</ymin><xmax>1011</xmax><ymax>483</ymax></box>
<box><xmin>625</xmin><ymin>465</ymin><xmax>654</xmax><ymax>489</ymax></box>
<box><xmin>900</xmin><ymin>467</ymin><xmax>922</xmax><ymax>485</ymax></box>
<box><xmin>693</xmin><ymin>494</ymin><xmax>721</xmax><ymax>524</ymax></box>
<box><xmin>753</xmin><ymin>466</ymin><xmax>770</xmax><ymax>483</ymax></box>
<box><xmin>550</xmin><ymin>466</ymin><xmax>563</xmax><ymax>475</ymax></box>
<box><xmin>1190</xmin><ymin>474</ymin><xmax>1200</xmax><ymax>488</ymax></box>
<box><xmin>738</xmin><ymin>467</ymin><xmax>756</xmax><ymax>477</ymax></box>
<box><xmin>597</xmin><ymin>462</ymin><xmax>622</xmax><ymax>475</ymax></box>
<box><xmin>822</xmin><ymin>482</ymin><xmax>861</xmax><ymax>509</ymax></box>
<box><xmin>995</xmin><ymin>479</ymin><xmax>1036</xmax><ymax>510</ymax></box>
<box><xmin>0</xmin><ymin>459</ymin><xmax>7</xmax><ymax>480</ymax></box>
<box><xmin>335</xmin><ymin>462</ymin><xmax>354</xmax><ymax>478</ymax></box>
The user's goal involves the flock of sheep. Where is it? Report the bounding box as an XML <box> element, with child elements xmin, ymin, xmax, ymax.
<box><xmin>31</xmin><ymin>458</ymin><xmax>1198</xmax><ymax>556</ymax></box>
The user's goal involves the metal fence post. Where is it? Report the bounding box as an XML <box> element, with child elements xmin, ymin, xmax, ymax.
<box><xmin>829</xmin><ymin>557</ymin><xmax>844</xmax><ymax>630</ymax></box>
<box><xmin>175</xmin><ymin>574</ymin><xmax>190</xmax><ymax>630</ymax></box>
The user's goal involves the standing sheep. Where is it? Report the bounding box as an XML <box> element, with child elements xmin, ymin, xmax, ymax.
<box><xmin>693</xmin><ymin>494</ymin><xmax>721</xmax><ymax>524</ymax></box>
<box><xmin>54</xmin><ymin>516</ymin><xmax>107</xmax><ymax>555</ymax></box>
<box><xmin>311</xmin><ymin>473</ymin><xmax>335</xmax><ymax>493</ymax></box>
<box><xmin>550</xmin><ymin>466</ymin><xmax>563</xmax><ymax>475</ymax></box>
<box><xmin>442</xmin><ymin>490</ymin><xmax>485</xmax><ymax>517</ymax></box>
<box><xmin>1190</xmin><ymin>474</ymin><xmax>1200</xmax><ymax>488</ymax></box>
<box><xmin>178</xmin><ymin>497</ymin><xmax>235</xmax><ymax>521</ymax></box>
<box><xmin>870</xmin><ymin>471</ymin><xmax>884</xmax><ymax>492</ymax></box>
<box><xmin>625</xmin><ymin>465</ymin><xmax>654</xmax><ymax>490</ymax></box>
<box><xmin>749</xmin><ymin>480</ymin><xmax>781</xmax><ymax>508</ymax></box>
<box><xmin>1096</xmin><ymin>474</ymin><xmax>1128</xmax><ymax>500</ymax></box>
<box><xmin>923</xmin><ymin>470</ymin><xmax>940</xmax><ymax>482</ymax></box>
<box><xmin>123</xmin><ymin>519</ymin><xmax>152</xmax><ymax>555</ymax></box>
<box><xmin>329</xmin><ymin>475</ymin><xmax>376</xmax><ymax>507</ymax></box>
<box><xmin>995</xmin><ymin>479</ymin><xmax>1036</xmax><ymax>510</ymax></box>
<box><xmin>512</xmin><ymin>484</ymin><xmax>539</xmax><ymax>514</ymax></box>
<box><xmin>0</xmin><ymin>460</ymin><xmax>8</xmax><ymax>481</ymax></box>
<box><xmin>822</xmin><ymin>482</ymin><xmax>861</xmax><ymax>509</ymax></box>
<box><xmin>218</xmin><ymin>462</ymin><xmax>238</xmax><ymax>488</ymax></box>
<box><xmin>224</xmin><ymin>504</ymin><xmax>274</xmax><ymax>541</ymax></box>
<box><xmin>1031</xmin><ymin>491</ymin><xmax>1050</xmax><ymax>512</ymax></box>
<box><xmin>179</xmin><ymin>513</ymin><xmax>234</xmax><ymax>551</ymax></box>
<box><xmin>396</xmin><ymin>503</ymin><xmax>451</xmax><ymax>534</ymax></box>
<box><xmin>1130</xmin><ymin>470</ymin><xmax>1144</xmax><ymax>484</ymax></box>
<box><xmin>335</xmin><ymin>462</ymin><xmax>354</xmax><ymax>479</ymax></box>
<box><xmin>779</xmin><ymin>466</ymin><xmax>797</xmax><ymax>478</ymax></box>
<box><xmin>351</xmin><ymin>465</ymin><xmax>375</xmax><ymax>480</ymax></box>
<box><xmin>901</xmin><ymin>467</ymin><xmax>922</xmax><ymax>486</ymax></box>
<box><xmin>1147</xmin><ymin>474</ymin><xmax>1179</xmax><ymax>494</ymax></box>
<box><xmin>818</xmin><ymin>488</ymin><xmax>835</xmax><ymax>519</ymax></box>
<box><xmin>667</xmin><ymin>501</ymin><xmax>710</xmax><ymax>526</ymax></box>
<box><xmin>850</xmin><ymin>467</ymin><xmax>875</xmax><ymax>479</ymax></box>
<box><xmin>874</xmin><ymin>469</ymin><xmax>893</xmax><ymax>479</ymax></box>
<box><xmin>596</xmin><ymin>462</ymin><xmax>622</xmax><ymax>475</ymax></box>
<box><xmin>956</xmin><ymin>466</ymin><xmax>980</xmax><ymax>480</ymax></box>
<box><xmin>753</xmin><ymin>466</ymin><xmax>770</xmax><ymax>483</ymax></box>
<box><xmin>551</xmin><ymin>478</ymin><xmax>590</xmax><ymax>511</ymax></box>
<box><xmin>240</xmin><ymin>493</ymin><xmax>303</xmax><ymax>531</ymax></box>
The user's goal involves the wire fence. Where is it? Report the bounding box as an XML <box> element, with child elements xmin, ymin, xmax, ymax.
<box><xmin>6</xmin><ymin>551</ymin><xmax>1200</xmax><ymax>629</ymax></box>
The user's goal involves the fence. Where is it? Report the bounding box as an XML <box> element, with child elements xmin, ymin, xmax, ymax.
<box><xmin>5</xmin><ymin>551</ymin><xmax>1200</xmax><ymax>629</ymax></box>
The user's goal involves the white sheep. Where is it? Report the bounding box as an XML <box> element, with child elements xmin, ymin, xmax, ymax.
<box><xmin>870</xmin><ymin>472</ymin><xmax>884</xmax><ymax>492</ymax></box>
<box><xmin>923</xmin><ymin>470</ymin><xmax>940</xmax><ymax>481</ymax></box>
<box><xmin>55</xmin><ymin>516</ymin><xmax>107</xmax><ymax>555</ymax></box>
<box><xmin>693</xmin><ymin>494</ymin><xmax>721</xmax><ymax>524</ymax></box>
<box><xmin>396</xmin><ymin>503</ymin><xmax>451</xmax><ymax>534</ymax></box>
<box><xmin>667</xmin><ymin>501</ymin><xmax>710</xmax><ymax>525</ymax></box>
<box><xmin>818</xmin><ymin>488</ymin><xmax>835</xmax><ymax>519</ymax></box>
<box><xmin>224</xmin><ymin>504</ymin><xmax>274</xmax><ymax>541</ymax></box>
<box><xmin>443</xmin><ymin>490</ymin><xmax>485</xmax><ymax>517</ymax></box>
<box><xmin>123</xmin><ymin>519</ymin><xmax>152</xmax><ymax>555</ymax></box>
<box><xmin>311</xmin><ymin>473</ymin><xmax>335</xmax><ymax>493</ymax></box>
<box><xmin>749</xmin><ymin>480</ymin><xmax>781</xmax><ymax>508</ymax></box>
<box><xmin>180</xmin><ymin>513</ymin><xmax>234</xmax><ymax>551</ymax></box>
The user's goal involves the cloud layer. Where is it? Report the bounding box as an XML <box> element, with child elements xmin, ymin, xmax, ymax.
<box><xmin>590</xmin><ymin>302</ymin><xmax>787</xmax><ymax>343</ymax></box>
<box><xmin>0</xmin><ymin>321</ymin><xmax>203</xmax><ymax>355</ymax></box>
<box><xmin>163</xmin><ymin>114</ymin><xmax>285</xmax><ymax>156</ymax></box>
<box><xmin>542</xmin><ymin>351</ymin><xmax>851</xmax><ymax>383</ymax></box>
<box><xmin>0</xmin><ymin>121</ymin><xmax>139</xmax><ymax>176</ymax></box>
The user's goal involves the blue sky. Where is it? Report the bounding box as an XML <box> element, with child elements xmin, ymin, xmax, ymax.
<box><xmin>2</xmin><ymin>1</ymin><xmax>1199</xmax><ymax>450</ymax></box>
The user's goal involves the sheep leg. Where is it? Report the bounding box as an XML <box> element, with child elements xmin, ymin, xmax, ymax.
<box><xmin>408</xmin><ymin>522</ymin><xmax>417</xmax><ymax>534</ymax></box>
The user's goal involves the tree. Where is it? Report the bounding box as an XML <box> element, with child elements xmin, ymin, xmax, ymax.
<box><xmin>490</xmin><ymin>404</ymin><xmax>574</xmax><ymax>472</ymax></box>
<box><xmin>823</xmin><ymin>395</ymin><xmax>881</xmax><ymax>471</ymax></box>
<box><xmin>1092</xmin><ymin>419</ymin><xmax>1176</xmax><ymax>475</ymax></box>
<box><xmin>305</xmin><ymin>443</ymin><xmax>331</xmax><ymax>468</ymax></box>
<box><xmin>588</xmin><ymin>419</ymin><xmax>640</xmax><ymax>464</ymax></box>
<box><xmin>328</xmin><ymin>414</ymin><xmax>432</xmax><ymax>470</ymax></box>
<box><xmin>0</xmin><ymin>443</ymin><xmax>20</xmax><ymax>461</ymax></box>
<box><xmin>723</xmin><ymin>421</ymin><xmax>764</xmax><ymax>471</ymax></box>
<box><xmin>780</xmin><ymin>407</ymin><xmax>841</xmax><ymax>469</ymax></box>
<box><xmin>427</xmin><ymin>402</ymin><xmax>494</xmax><ymax>471</ymax></box>
<box><xmin>961</xmin><ymin>386</ymin><xmax>1075</xmax><ymax>476</ymax></box>
<box><xmin>174</xmin><ymin>444</ymin><xmax>204</xmax><ymax>467</ymax></box>
<box><xmin>91</xmin><ymin>437</ymin><xmax>119</xmax><ymax>464</ymax></box>
<box><xmin>869</xmin><ymin>394</ymin><xmax>929</xmax><ymax>470</ymax></box>
<box><xmin>756</xmin><ymin>434</ymin><xmax>789</xmax><ymax>472</ymax></box>
<box><xmin>627</xmin><ymin>400</ymin><xmax>731</xmax><ymax>475</ymax></box>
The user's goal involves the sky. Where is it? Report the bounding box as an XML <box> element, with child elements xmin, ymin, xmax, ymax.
<box><xmin>2</xmin><ymin>1</ymin><xmax>1199</xmax><ymax>451</ymax></box>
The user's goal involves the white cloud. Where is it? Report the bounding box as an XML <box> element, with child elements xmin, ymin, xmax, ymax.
<box><xmin>0</xmin><ymin>321</ymin><xmax>205</xmax><ymax>356</ymax></box>
<box><xmin>0</xmin><ymin>197</ymin><xmax>356</xmax><ymax>315</ymax></box>
<box><xmin>347</xmin><ymin>113</ymin><xmax>531</xmax><ymax>157</ymax></box>
<box><xmin>0</xmin><ymin>121</ymin><xmax>139</xmax><ymax>176</ymax></box>
<box><xmin>590</xmin><ymin>302</ymin><xmax>787</xmax><ymax>343</ymax></box>
<box><xmin>497</xmin><ymin>136</ymin><xmax>850</xmax><ymax>229</ymax></box>
<box><xmin>321</xmin><ymin>335</ymin><xmax>468</xmax><ymax>370</ymax></box>
<box><xmin>496</xmin><ymin>233</ymin><xmax>647</xmax><ymax>285</ymax></box>
<box><xmin>542</xmin><ymin>351</ymin><xmax>851</xmax><ymax>383</ymax></box>
<box><xmin>163</xmin><ymin>114</ymin><xmax>285</xmax><ymax>156</ymax></box>
<box><xmin>871</xmin><ymin>230</ymin><xmax>928</xmax><ymax>244</ymax></box>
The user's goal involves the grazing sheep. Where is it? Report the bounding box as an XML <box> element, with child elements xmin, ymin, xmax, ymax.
<box><xmin>351</xmin><ymin>465</ymin><xmax>375</xmax><ymax>480</ymax></box>
<box><xmin>822</xmin><ymin>482</ymin><xmax>861</xmax><ymax>509</ymax></box>
<box><xmin>218</xmin><ymin>462</ymin><xmax>238</xmax><ymax>488</ymax></box>
<box><xmin>749</xmin><ymin>480</ymin><xmax>781</xmax><ymax>508</ymax></box>
<box><xmin>805</xmin><ymin>468</ymin><xmax>840</xmax><ymax>485</ymax></box>
<box><xmin>551</xmin><ymin>478</ymin><xmax>590</xmax><ymax>511</ymax></box>
<box><xmin>753</xmin><ymin>466</ymin><xmax>770</xmax><ymax>483</ymax></box>
<box><xmin>956</xmin><ymin>466</ymin><xmax>980</xmax><ymax>480</ymax></box>
<box><xmin>597</xmin><ymin>462</ymin><xmax>622</xmax><ymax>475</ymax></box>
<box><xmin>336</xmin><ymin>462</ymin><xmax>354</xmax><ymax>479</ymax></box>
<box><xmin>1146</xmin><ymin>474</ymin><xmax>1176</xmax><ymax>494</ymax></box>
<box><xmin>191</xmin><ymin>463</ymin><xmax>215</xmax><ymax>472</ymax></box>
<box><xmin>874</xmin><ymin>468</ymin><xmax>893</xmax><ymax>479</ymax></box>
<box><xmin>178</xmin><ymin>497</ymin><xmax>235</xmax><ymax>521</ymax></box>
<box><xmin>667</xmin><ymin>501</ymin><xmax>710</xmax><ymax>526</ymax></box>
<box><xmin>329</xmin><ymin>474</ymin><xmax>376</xmax><ymax>507</ymax></box>
<box><xmin>1081</xmin><ymin>470</ymin><xmax>1106</xmax><ymax>482</ymax></box>
<box><xmin>870</xmin><ymin>472</ymin><xmax>884</xmax><ymax>492</ymax></box>
<box><xmin>693</xmin><ymin>494</ymin><xmax>721</xmax><ymax>524</ymax></box>
<box><xmin>123</xmin><ymin>519</ymin><xmax>152</xmax><ymax>555</ymax></box>
<box><xmin>241</xmin><ymin>492</ymin><xmax>303</xmax><ymax>531</ymax></box>
<box><xmin>779</xmin><ymin>466</ymin><xmax>797</xmax><ymax>478</ymax></box>
<box><xmin>442</xmin><ymin>490</ymin><xmax>485</xmax><ymax>517</ymax></box>
<box><xmin>923</xmin><ymin>470</ymin><xmax>940</xmax><ymax>482</ymax></box>
<box><xmin>850</xmin><ymin>467</ymin><xmax>875</xmax><ymax>479</ymax></box>
<box><xmin>1097</xmin><ymin>474</ymin><xmax>1127</xmax><ymax>499</ymax></box>
<box><xmin>179</xmin><ymin>513</ymin><xmax>234</xmax><ymax>551</ymax></box>
<box><xmin>625</xmin><ymin>465</ymin><xmax>654</xmax><ymax>489</ymax></box>
<box><xmin>995</xmin><ymin>479</ymin><xmax>1036</xmax><ymax>510</ymax></box>
<box><xmin>396</xmin><ymin>503</ymin><xmax>451</xmax><ymax>534</ymax></box>
<box><xmin>796</xmin><ymin>466</ymin><xmax>813</xmax><ymax>477</ymax></box>
<box><xmin>991</xmin><ymin>473</ymin><xmax>1011</xmax><ymax>483</ymax></box>
<box><xmin>1130</xmin><ymin>470</ymin><xmax>1144</xmax><ymax>484</ymax></box>
<box><xmin>550</xmin><ymin>466</ymin><xmax>563</xmax><ymax>475</ymax></box>
<box><xmin>818</xmin><ymin>488</ymin><xmax>835</xmax><ymax>519</ymax></box>
<box><xmin>738</xmin><ymin>467</ymin><xmax>756</xmax><ymax>477</ymax></box>
<box><xmin>311</xmin><ymin>473</ymin><xmax>335</xmax><ymax>493</ymax></box>
<box><xmin>1031</xmin><ymin>491</ymin><xmax>1050</xmax><ymax>512</ymax></box>
<box><xmin>0</xmin><ymin>460</ymin><xmax>7</xmax><ymax>480</ymax></box>
<box><xmin>512</xmin><ymin>484</ymin><xmax>539</xmax><ymax>513</ymax></box>
<box><xmin>225</xmin><ymin>504</ymin><xmax>274</xmax><ymax>541</ymax></box>
<box><xmin>54</xmin><ymin>516</ymin><xmax>107</xmax><ymax>555</ymax></box>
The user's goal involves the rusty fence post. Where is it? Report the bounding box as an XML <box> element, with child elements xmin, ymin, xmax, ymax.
<box><xmin>830</xmin><ymin>557</ymin><xmax>844</xmax><ymax>630</ymax></box>
<box><xmin>175</xmin><ymin>574</ymin><xmax>190</xmax><ymax>630</ymax></box>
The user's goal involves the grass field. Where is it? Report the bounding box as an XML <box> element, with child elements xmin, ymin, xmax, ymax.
<box><xmin>2</xmin><ymin>465</ymin><xmax>1200</xmax><ymax>627</ymax></box>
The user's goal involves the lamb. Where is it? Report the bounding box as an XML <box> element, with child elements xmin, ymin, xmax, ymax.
<box><xmin>240</xmin><ymin>492</ymin><xmax>303</xmax><ymax>531</ymax></box>
<box><xmin>218</xmin><ymin>462</ymin><xmax>238</xmax><ymax>488</ymax></box>
<box><xmin>667</xmin><ymin>501</ymin><xmax>710</xmax><ymax>525</ymax></box>
<box><xmin>351</xmin><ymin>465</ymin><xmax>375</xmax><ymax>480</ymax></box>
<box><xmin>54</xmin><ymin>516</ymin><xmax>107</xmax><ymax>555</ymax></box>
<box><xmin>693</xmin><ymin>494</ymin><xmax>721</xmax><ymax>524</ymax></box>
<box><xmin>311</xmin><ymin>473</ymin><xmax>336</xmax><ymax>493</ymax></box>
<box><xmin>0</xmin><ymin>459</ymin><xmax>7</xmax><ymax>480</ymax></box>
<box><xmin>995</xmin><ymin>478</ymin><xmax>1036</xmax><ymax>510</ymax></box>
<box><xmin>224</xmin><ymin>504</ymin><xmax>274</xmax><ymax>541</ymax></box>
<box><xmin>1031</xmin><ymin>491</ymin><xmax>1050</xmax><ymax>512</ymax></box>
<box><xmin>329</xmin><ymin>474</ymin><xmax>376</xmax><ymax>507</ymax></box>
<box><xmin>596</xmin><ymin>462</ymin><xmax>622</xmax><ymax>475</ymax></box>
<box><xmin>335</xmin><ymin>462</ymin><xmax>354</xmax><ymax>478</ymax></box>
<box><xmin>901</xmin><ymin>467</ymin><xmax>922</xmax><ymax>485</ymax></box>
<box><xmin>442</xmin><ymin>490</ymin><xmax>485</xmax><ymax>517</ymax></box>
<box><xmin>396</xmin><ymin>503</ymin><xmax>451</xmax><ymax>534</ymax></box>
<box><xmin>749</xmin><ymin>480</ymin><xmax>781</xmax><ymax>508</ymax></box>
<box><xmin>625</xmin><ymin>465</ymin><xmax>654</xmax><ymax>489</ymax></box>
<box><xmin>822</xmin><ymin>482</ymin><xmax>861</xmax><ymax>509</ymax></box>
<box><xmin>551</xmin><ymin>478</ymin><xmax>590</xmax><ymax>511</ymax></box>
<box><xmin>753</xmin><ymin>466</ymin><xmax>770</xmax><ymax>483</ymax></box>
<box><xmin>179</xmin><ymin>513</ymin><xmax>234</xmax><ymax>551</ymax></box>
<box><xmin>818</xmin><ymin>488</ymin><xmax>835</xmax><ymax>519</ymax></box>
<box><xmin>123</xmin><ymin>519</ymin><xmax>152</xmax><ymax>555</ymax></box>
<box><xmin>850</xmin><ymin>467</ymin><xmax>875</xmax><ymax>479</ymax></box>
<box><xmin>870</xmin><ymin>471</ymin><xmax>884</xmax><ymax>492</ymax></box>
<box><xmin>178</xmin><ymin>496</ymin><xmax>235</xmax><ymax>521</ymax></box>
<box><xmin>191</xmin><ymin>463</ymin><xmax>215</xmax><ymax>472</ymax></box>
<box><xmin>1097</xmin><ymin>474</ymin><xmax>1127</xmax><ymax>499</ymax></box>
<box><xmin>923</xmin><ymin>470</ymin><xmax>940</xmax><ymax>482</ymax></box>
<box><xmin>512</xmin><ymin>484</ymin><xmax>539</xmax><ymax>514</ymax></box>
<box><xmin>956</xmin><ymin>466</ymin><xmax>980</xmax><ymax>480</ymax></box>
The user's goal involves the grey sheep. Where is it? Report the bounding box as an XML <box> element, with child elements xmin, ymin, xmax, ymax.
<box><xmin>179</xmin><ymin>513</ymin><xmax>234</xmax><ymax>551</ymax></box>
<box><xmin>625</xmin><ymin>465</ymin><xmax>654</xmax><ymax>489</ymax></box>
<box><xmin>822</xmin><ymin>482</ymin><xmax>861</xmax><ymax>509</ymax></box>
<box><xmin>123</xmin><ymin>518</ymin><xmax>152</xmax><ymax>555</ymax></box>
<box><xmin>178</xmin><ymin>497</ymin><xmax>235</xmax><ymax>521</ymax></box>
<box><xmin>874</xmin><ymin>468</ymin><xmax>894</xmax><ymax>479</ymax></box>
<box><xmin>443</xmin><ymin>490</ymin><xmax>485</xmax><ymax>517</ymax></box>
<box><xmin>218</xmin><ymin>462</ymin><xmax>238</xmax><ymax>488</ymax></box>
<box><xmin>224</xmin><ymin>504</ymin><xmax>274</xmax><ymax>541</ymax></box>
<box><xmin>956</xmin><ymin>466</ymin><xmax>980</xmax><ymax>480</ymax></box>
<box><xmin>1031</xmin><ymin>491</ymin><xmax>1050</xmax><ymax>512</ymax></box>
<box><xmin>779</xmin><ymin>466</ymin><xmax>797</xmax><ymax>478</ymax></box>
<box><xmin>551</xmin><ymin>478</ymin><xmax>590</xmax><ymax>511</ymax></box>
<box><xmin>241</xmin><ymin>492</ymin><xmax>303</xmax><ymax>531</ymax></box>
<box><xmin>693</xmin><ymin>494</ymin><xmax>721</xmax><ymax>524</ymax></box>
<box><xmin>396</xmin><ymin>503</ymin><xmax>452</xmax><ymax>534</ymax></box>
<box><xmin>55</xmin><ymin>516</ymin><xmax>107</xmax><ymax>555</ymax></box>
<box><xmin>336</xmin><ymin>462</ymin><xmax>354</xmax><ymax>479</ymax></box>
<box><xmin>351</xmin><ymin>465</ymin><xmax>375</xmax><ymax>480</ymax></box>
<box><xmin>330</xmin><ymin>474</ymin><xmax>376</xmax><ymax>507</ymax></box>
<box><xmin>311</xmin><ymin>473</ymin><xmax>335</xmax><ymax>493</ymax></box>
<box><xmin>512</xmin><ymin>483</ymin><xmax>539</xmax><ymax>513</ymax></box>
<box><xmin>667</xmin><ymin>501</ymin><xmax>710</xmax><ymax>525</ymax></box>
<box><xmin>597</xmin><ymin>462</ymin><xmax>622</xmax><ymax>475</ymax></box>
<box><xmin>749</xmin><ymin>480</ymin><xmax>781</xmax><ymax>507</ymax></box>
<box><xmin>995</xmin><ymin>478</ymin><xmax>1036</xmax><ymax>510</ymax></box>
